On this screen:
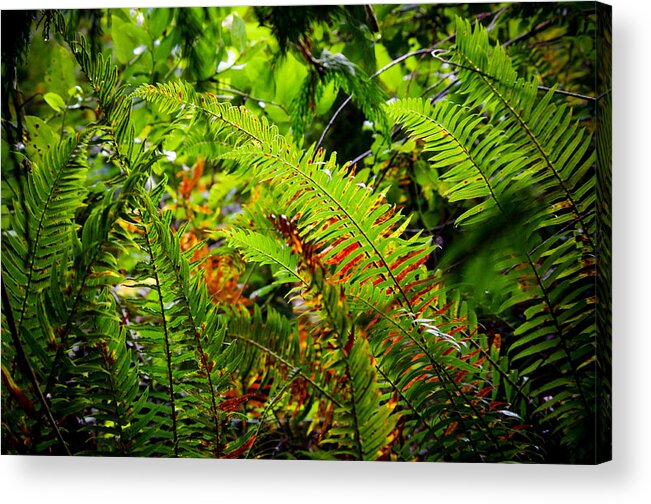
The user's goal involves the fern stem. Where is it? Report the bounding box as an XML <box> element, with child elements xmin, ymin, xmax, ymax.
<box><xmin>16</xmin><ymin>140</ymin><xmax>79</xmax><ymax>334</ymax></box>
<box><xmin>142</xmin><ymin>220</ymin><xmax>180</xmax><ymax>457</ymax></box>
<box><xmin>1</xmin><ymin>277</ymin><xmax>71</xmax><ymax>455</ymax></box>
<box><xmin>536</xmin><ymin>85</ymin><xmax>599</xmax><ymax>102</ymax></box>
<box><xmin>228</xmin><ymin>333</ymin><xmax>343</xmax><ymax>408</ymax></box>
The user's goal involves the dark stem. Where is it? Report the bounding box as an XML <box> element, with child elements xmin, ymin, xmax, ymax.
<box><xmin>142</xmin><ymin>219</ymin><xmax>180</xmax><ymax>457</ymax></box>
<box><xmin>1</xmin><ymin>276</ymin><xmax>71</xmax><ymax>455</ymax></box>
<box><xmin>503</xmin><ymin>19</ymin><xmax>553</xmax><ymax>47</ymax></box>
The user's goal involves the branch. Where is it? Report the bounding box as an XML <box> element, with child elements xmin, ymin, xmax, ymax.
<box><xmin>537</xmin><ymin>85</ymin><xmax>603</xmax><ymax>102</ymax></box>
<box><xmin>312</xmin><ymin>46</ymin><xmax>448</xmax><ymax>160</ymax></box>
<box><xmin>503</xmin><ymin>19</ymin><xmax>553</xmax><ymax>47</ymax></box>
<box><xmin>430</xmin><ymin>51</ymin><xmax>600</xmax><ymax>102</ymax></box>
<box><xmin>313</xmin><ymin>9</ymin><xmax>503</xmax><ymax>158</ymax></box>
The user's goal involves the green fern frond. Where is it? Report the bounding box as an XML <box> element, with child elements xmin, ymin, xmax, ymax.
<box><xmin>451</xmin><ymin>17</ymin><xmax>595</xmax><ymax>245</ymax></box>
<box><xmin>350</xmin><ymin>280</ymin><xmax>532</xmax><ymax>461</ymax></box>
<box><xmin>224</xmin><ymin>304</ymin><xmax>341</xmax><ymax>408</ymax></box>
<box><xmin>57</xmin><ymin>292</ymin><xmax>154</xmax><ymax>456</ymax></box>
<box><xmin>133</xmin><ymin>81</ymin><xmax>280</xmax><ymax>149</ymax></box>
<box><xmin>227</xmin><ymin>228</ymin><xmax>306</xmax><ymax>289</ymax></box>
<box><xmin>225</xmin><ymin>141</ymin><xmax>435</xmax><ymax>310</ymax></box>
<box><xmin>387</xmin><ymin>28</ymin><xmax>599</xmax><ymax>459</ymax></box>
<box><xmin>324</xmin><ymin>336</ymin><xmax>397</xmax><ymax>461</ymax></box>
<box><xmin>2</xmin><ymin>134</ymin><xmax>89</xmax><ymax>372</ymax></box>
<box><xmin>133</xmin><ymin>202</ymin><xmax>239</xmax><ymax>457</ymax></box>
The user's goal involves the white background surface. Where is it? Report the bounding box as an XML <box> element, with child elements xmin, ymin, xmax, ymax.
<box><xmin>2</xmin><ymin>0</ymin><xmax>649</xmax><ymax>502</ymax></box>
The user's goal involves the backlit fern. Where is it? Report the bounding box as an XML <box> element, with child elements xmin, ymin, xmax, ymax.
<box><xmin>1</xmin><ymin>6</ymin><xmax>610</xmax><ymax>463</ymax></box>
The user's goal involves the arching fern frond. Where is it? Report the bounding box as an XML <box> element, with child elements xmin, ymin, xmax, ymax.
<box><xmin>59</xmin><ymin>292</ymin><xmax>155</xmax><ymax>456</ymax></box>
<box><xmin>451</xmin><ymin>16</ymin><xmax>595</xmax><ymax>246</ymax></box>
<box><xmin>386</xmin><ymin>43</ymin><xmax>598</xmax><ymax>461</ymax></box>
<box><xmin>323</xmin><ymin>336</ymin><xmax>397</xmax><ymax>461</ymax></box>
<box><xmin>2</xmin><ymin>135</ymin><xmax>88</xmax><ymax>347</ymax></box>
<box><xmin>227</xmin><ymin>228</ymin><xmax>306</xmax><ymax>289</ymax></box>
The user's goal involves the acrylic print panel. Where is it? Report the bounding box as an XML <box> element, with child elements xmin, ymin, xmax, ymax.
<box><xmin>0</xmin><ymin>2</ymin><xmax>611</xmax><ymax>464</ymax></box>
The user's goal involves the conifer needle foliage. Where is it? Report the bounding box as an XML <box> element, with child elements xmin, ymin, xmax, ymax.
<box><xmin>1</xmin><ymin>4</ymin><xmax>610</xmax><ymax>463</ymax></box>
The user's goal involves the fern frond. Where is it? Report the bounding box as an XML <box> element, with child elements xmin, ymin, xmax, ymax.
<box><xmin>133</xmin><ymin>81</ymin><xmax>279</xmax><ymax>149</ymax></box>
<box><xmin>388</xmin><ymin>26</ymin><xmax>599</xmax><ymax>459</ymax></box>
<box><xmin>39</xmin><ymin>149</ymin><xmax>158</xmax><ymax>395</ymax></box>
<box><xmin>244</xmin><ymin>366</ymin><xmax>301</xmax><ymax>459</ymax></box>
<box><xmin>451</xmin><ymin>17</ymin><xmax>595</xmax><ymax>246</ymax></box>
<box><xmin>224</xmin><ymin>304</ymin><xmax>341</xmax><ymax>408</ymax></box>
<box><xmin>350</xmin><ymin>281</ymin><xmax>533</xmax><ymax>461</ymax></box>
<box><xmin>227</xmin><ymin>228</ymin><xmax>307</xmax><ymax>289</ymax></box>
<box><xmin>1</xmin><ymin>132</ymin><xmax>91</xmax><ymax>455</ymax></box>
<box><xmin>226</xmin><ymin>141</ymin><xmax>435</xmax><ymax>309</ymax></box>
<box><xmin>2</xmin><ymin>135</ymin><xmax>88</xmax><ymax>355</ymax></box>
<box><xmin>134</xmin><ymin>203</ymin><xmax>239</xmax><ymax>457</ymax></box>
<box><xmin>324</xmin><ymin>336</ymin><xmax>397</xmax><ymax>460</ymax></box>
<box><xmin>58</xmin><ymin>292</ymin><xmax>154</xmax><ymax>456</ymax></box>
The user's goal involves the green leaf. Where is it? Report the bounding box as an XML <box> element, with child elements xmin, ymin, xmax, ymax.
<box><xmin>231</xmin><ymin>14</ymin><xmax>246</xmax><ymax>52</ymax></box>
<box><xmin>111</xmin><ymin>15</ymin><xmax>149</xmax><ymax>64</ymax></box>
<box><xmin>148</xmin><ymin>7</ymin><xmax>174</xmax><ymax>38</ymax></box>
<box><xmin>43</xmin><ymin>92</ymin><xmax>66</xmax><ymax>112</ymax></box>
<box><xmin>44</xmin><ymin>45</ymin><xmax>76</xmax><ymax>99</ymax></box>
<box><xmin>24</xmin><ymin>116</ymin><xmax>57</xmax><ymax>166</ymax></box>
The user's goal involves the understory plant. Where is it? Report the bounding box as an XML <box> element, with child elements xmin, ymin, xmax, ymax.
<box><xmin>1</xmin><ymin>4</ymin><xmax>611</xmax><ymax>463</ymax></box>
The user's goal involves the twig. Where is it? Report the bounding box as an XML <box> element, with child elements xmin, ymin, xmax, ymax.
<box><xmin>233</xmin><ymin>264</ymin><xmax>255</xmax><ymax>304</ymax></box>
<box><xmin>432</xmin><ymin>52</ymin><xmax>600</xmax><ymax>102</ymax></box>
<box><xmin>311</xmin><ymin>45</ymin><xmax>435</xmax><ymax>162</ymax></box>
<box><xmin>312</xmin><ymin>96</ymin><xmax>352</xmax><ymax>162</ymax></box>
<box><xmin>419</xmin><ymin>75</ymin><xmax>450</xmax><ymax>99</ymax></box>
<box><xmin>212</xmin><ymin>85</ymin><xmax>289</xmax><ymax>113</ymax></box>
<box><xmin>311</xmin><ymin>30</ymin><xmax>458</xmax><ymax>161</ymax></box>
<box><xmin>537</xmin><ymin>85</ymin><xmax>601</xmax><ymax>102</ymax></box>
<box><xmin>486</xmin><ymin>6</ymin><xmax>510</xmax><ymax>31</ymax></box>
<box><xmin>429</xmin><ymin>78</ymin><xmax>457</xmax><ymax>104</ymax></box>
<box><xmin>312</xmin><ymin>8</ymin><xmax>505</xmax><ymax>159</ymax></box>
<box><xmin>348</xmin><ymin>146</ymin><xmax>372</xmax><ymax>168</ymax></box>
<box><xmin>503</xmin><ymin>19</ymin><xmax>553</xmax><ymax>47</ymax></box>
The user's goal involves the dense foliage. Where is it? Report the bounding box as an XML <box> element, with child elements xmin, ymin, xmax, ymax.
<box><xmin>1</xmin><ymin>3</ymin><xmax>611</xmax><ymax>463</ymax></box>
